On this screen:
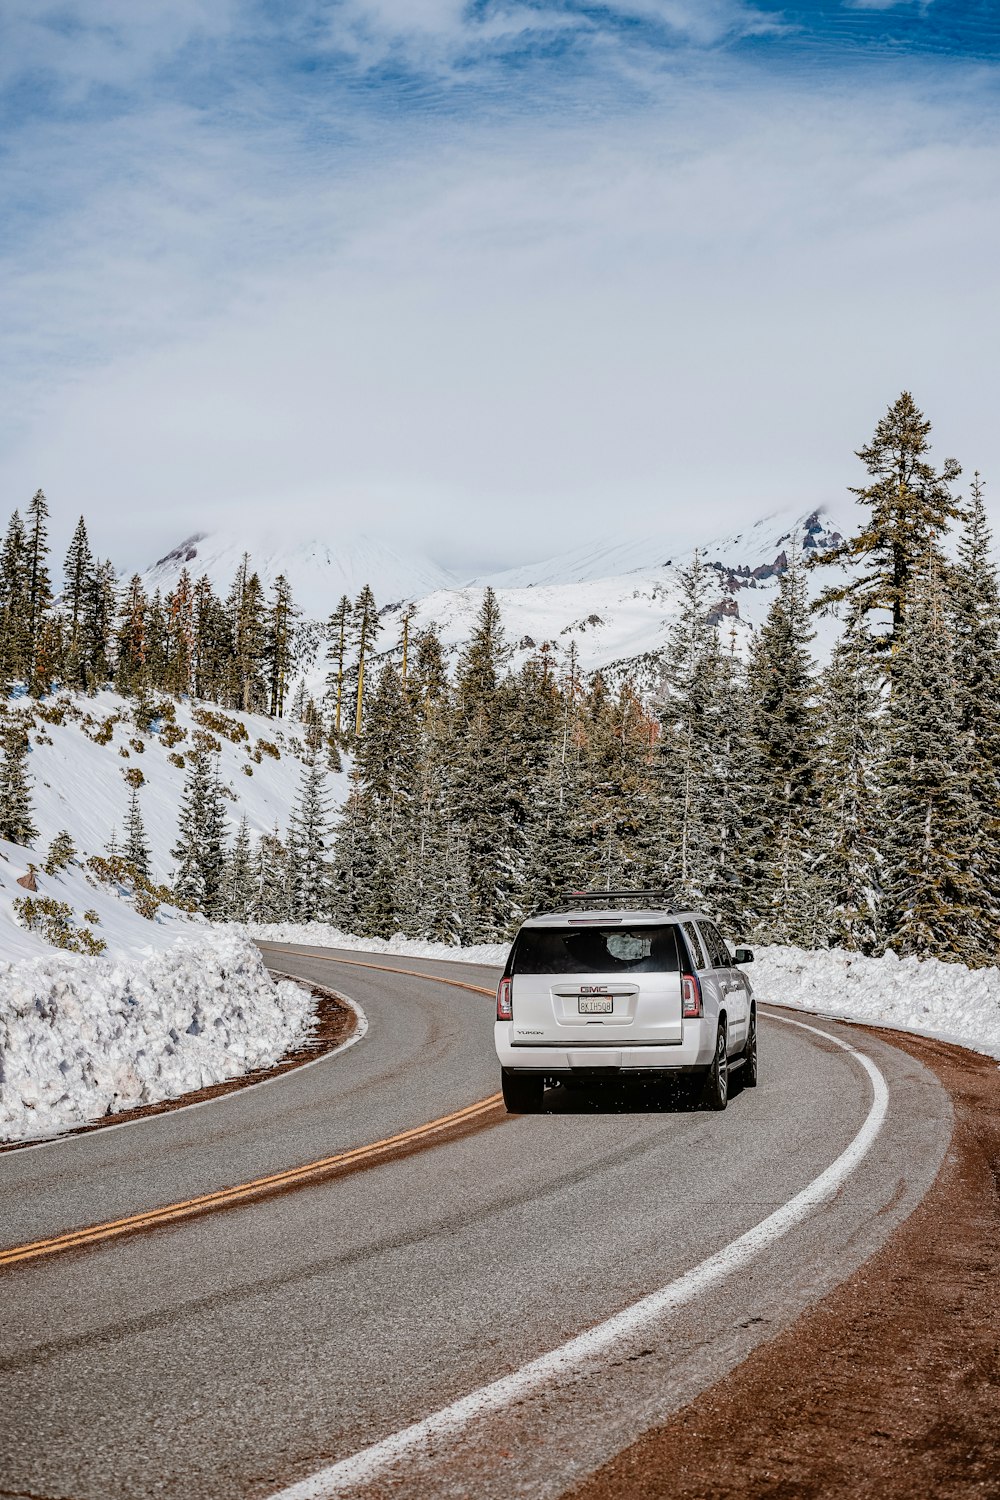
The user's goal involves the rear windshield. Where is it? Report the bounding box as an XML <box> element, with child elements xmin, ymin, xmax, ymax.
<box><xmin>511</xmin><ymin>925</ymin><xmax>681</xmax><ymax>975</ymax></box>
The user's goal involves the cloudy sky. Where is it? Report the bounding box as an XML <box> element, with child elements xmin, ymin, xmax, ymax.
<box><xmin>1</xmin><ymin>1</ymin><xmax>998</xmax><ymax>576</ymax></box>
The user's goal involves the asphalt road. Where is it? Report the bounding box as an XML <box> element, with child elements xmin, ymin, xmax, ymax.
<box><xmin>0</xmin><ymin>943</ymin><xmax>953</xmax><ymax>1500</ymax></box>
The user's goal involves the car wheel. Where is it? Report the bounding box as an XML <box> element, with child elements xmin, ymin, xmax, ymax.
<box><xmin>743</xmin><ymin>1007</ymin><xmax>758</xmax><ymax>1088</ymax></box>
<box><xmin>701</xmin><ymin>1022</ymin><xmax>729</xmax><ymax>1111</ymax></box>
<box><xmin>501</xmin><ymin>1070</ymin><xmax>544</xmax><ymax>1114</ymax></box>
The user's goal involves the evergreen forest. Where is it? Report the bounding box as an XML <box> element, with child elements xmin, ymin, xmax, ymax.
<box><xmin>2</xmin><ymin>393</ymin><xmax>998</xmax><ymax>966</ymax></box>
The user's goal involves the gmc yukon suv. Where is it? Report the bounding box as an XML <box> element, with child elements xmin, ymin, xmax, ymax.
<box><xmin>494</xmin><ymin>891</ymin><xmax>756</xmax><ymax>1113</ymax></box>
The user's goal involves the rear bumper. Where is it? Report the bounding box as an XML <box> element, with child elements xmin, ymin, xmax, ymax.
<box><xmin>494</xmin><ymin>1019</ymin><xmax>716</xmax><ymax>1072</ymax></box>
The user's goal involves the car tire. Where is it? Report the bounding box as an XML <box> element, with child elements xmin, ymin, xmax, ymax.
<box><xmin>501</xmin><ymin>1070</ymin><xmax>544</xmax><ymax>1114</ymax></box>
<box><xmin>742</xmin><ymin>1007</ymin><xmax>758</xmax><ymax>1088</ymax></box>
<box><xmin>701</xmin><ymin>1021</ymin><xmax>729</xmax><ymax>1111</ymax></box>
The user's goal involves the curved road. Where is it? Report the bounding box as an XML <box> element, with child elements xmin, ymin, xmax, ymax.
<box><xmin>0</xmin><ymin>942</ymin><xmax>953</xmax><ymax>1500</ymax></box>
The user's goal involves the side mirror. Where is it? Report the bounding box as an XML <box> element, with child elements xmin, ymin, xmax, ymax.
<box><xmin>733</xmin><ymin>947</ymin><xmax>754</xmax><ymax>965</ymax></box>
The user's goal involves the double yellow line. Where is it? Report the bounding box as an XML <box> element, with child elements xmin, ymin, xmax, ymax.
<box><xmin>1</xmin><ymin>950</ymin><xmax>500</xmax><ymax>1273</ymax></box>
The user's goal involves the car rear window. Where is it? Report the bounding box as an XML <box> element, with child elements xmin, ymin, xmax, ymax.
<box><xmin>511</xmin><ymin>925</ymin><xmax>682</xmax><ymax>975</ymax></box>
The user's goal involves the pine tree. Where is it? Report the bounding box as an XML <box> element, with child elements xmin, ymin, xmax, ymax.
<box><xmin>227</xmin><ymin>560</ymin><xmax>267</xmax><ymax>712</ymax></box>
<box><xmin>814</xmin><ymin>614</ymin><xmax>883</xmax><ymax>951</ymax></box>
<box><xmin>63</xmin><ymin>516</ymin><xmax>93</xmax><ymax>688</ymax></box>
<box><xmin>948</xmin><ymin>472</ymin><xmax>1000</xmax><ymax>957</ymax></box>
<box><xmin>657</xmin><ymin>552</ymin><xmax>743</xmax><ymax>917</ymax></box>
<box><xmin>252</xmin><ymin>825</ymin><xmax>292</xmax><ymax>923</ymax></box>
<box><xmin>265</xmin><ymin>573</ymin><xmax>297</xmax><ymax>717</ymax></box>
<box><xmin>144</xmin><ymin>591</ymin><xmax>168</xmax><ymax>690</ymax></box>
<box><xmin>325</xmin><ymin>595</ymin><xmax>353</xmax><ymax>739</ymax></box>
<box><xmin>743</xmin><ymin>554</ymin><xmax>821</xmax><ymax>943</ymax></box>
<box><xmin>811</xmin><ymin>393</ymin><xmax>963</xmax><ymax>656</ymax></box>
<box><xmin>123</xmin><ymin>785</ymin><xmax>151</xmax><ymax>879</ymax></box>
<box><xmin>193</xmin><ymin>575</ymin><xmax>231</xmax><ymax>703</ymax></box>
<box><xmin>165</xmin><ymin>569</ymin><xmax>196</xmax><ymax>696</ymax></box>
<box><xmin>81</xmin><ymin>560</ymin><xmax>118</xmax><ymax>689</ymax></box>
<box><xmin>171</xmin><ymin>751</ymin><xmax>229</xmax><ymax>915</ymax></box>
<box><xmin>44</xmin><ymin>829</ymin><xmax>76</xmax><ymax>875</ymax></box>
<box><xmin>449</xmin><ymin>588</ymin><xmax>520</xmax><ymax>940</ymax></box>
<box><xmin>287</xmin><ymin>754</ymin><xmax>332</xmax><ymax>921</ymax></box>
<box><xmin>351</xmin><ymin>585</ymin><xmax>380</xmax><ymax>739</ymax></box>
<box><xmin>348</xmin><ymin>662</ymin><xmax>419</xmax><ymax>934</ymax></box>
<box><xmin>0</xmin><ymin>511</ymin><xmax>30</xmax><ymax>685</ymax></box>
<box><xmin>25</xmin><ymin>490</ymin><xmax>53</xmax><ymax>688</ymax></box>
<box><xmin>0</xmin><ymin>720</ymin><xmax>37</xmax><ymax>846</ymax></box>
<box><xmin>880</xmin><ymin>561</ymin><xmax>984</xmax><ymax>962</ymax></box>
<box><xmin>223</xmin><ymin>816</ymin><xmax>256</xmax><ymax>922</ymax></box>
<box><xmin>115</xmin><ymin>575</ymin><xmax>148</xmax><ymax>694</ymax></box>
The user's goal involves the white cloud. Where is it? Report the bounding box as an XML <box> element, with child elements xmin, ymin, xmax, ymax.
<box><xmin>1</xmin><ymin>71</ymin><xmax>997</xmax><ymax>573</ymax></box>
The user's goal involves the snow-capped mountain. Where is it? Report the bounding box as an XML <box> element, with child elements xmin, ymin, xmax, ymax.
<box><xmin>386</xmin><ymin>504</ymin><xmax>849</xmax><ymax>690</ymax></box>
<box><xmin>143</xmin><ymin>529</ymin><xmax>457</xmax><ymax>617</ymax></box>
<box><xmin>145</xmin><ymin>503</ymin><xmax>850</xmax><ymax>693</ymax></box>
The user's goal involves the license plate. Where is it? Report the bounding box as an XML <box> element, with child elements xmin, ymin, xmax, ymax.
<box><xmin>578</xmin><ymin>996</ymin><xmax>613</xmax><ymax>1015</ymax></box>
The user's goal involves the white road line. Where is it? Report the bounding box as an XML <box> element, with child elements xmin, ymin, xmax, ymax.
<box><xmin>269</xmin><ymin>1013</ymin><xmax>889</xmax><ymax>1500</ymax></box>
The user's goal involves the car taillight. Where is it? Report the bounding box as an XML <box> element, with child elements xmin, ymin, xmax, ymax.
<box><xmin>682</xmin><ymin>974</ymin><xmax>702</xmax><ymax>1019</ymax></box>
<box><xmin>496</xmin><ymin>977</ymin><xmax>513</xmax><ymax>1021</ymax></box>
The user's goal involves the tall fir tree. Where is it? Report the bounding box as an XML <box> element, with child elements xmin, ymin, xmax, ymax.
<box><xmin>743</xmin><ymin>554</ymin><xmax>821</xmax><ymax>943</ymax></box>
<box><xmin>880</xmin><ymin>561</ymin><xmax>984</xmax><ymax>962</ymax></box>
<box><xmin>266</xmin><ymin>573</ymin><xmax>297</xmax><ymax>718</ymax></box>
<box><xmin>115</xmin><ymin>575</ymin><xmax>149</xmax><ymax>694</ymax></box>
<box><xmin>813</xmin><ymin>614</ymin><xmax>883</xmax><ymax>951</ymax></box>
<box><xmin>325</xmin><ymin>594</ymin><xmax>353</xmax><ymax>739</ymax></box>
<box><xmin>0</xmin><ymin>511</ymin><xmax>30</xmax><ymax>684</ymax></box>
<box><xmin>350</xmin><ymin>585</ymin><xmax>380</xmax><ymax>739</ymax></box>
<box><xmin>253</xmin><ymin>824</ymin><xmax>293</xmax><ymax>922</ymax></box>
<box><xmin>62</xmin><ymin>516</ymin><xmax>93</xmax><ymax>689</ymax></box>
<box><xmin>0</xmin><ymin>719</ymin><xmax>37</xmax><ymax>846</ymax></box>
<box><xmin>81</xmin><ymin>560</ymin><xmax>118</xmax><ymax>689</ymax></box>
<box><xmin>948</xmin><ymin>472</ymin><xmax>1000</xmax><ymax>957</ymax></box>
<box><xmin>171</xmin><ymin>751</ymin><xmax>229</xmax><ymax>915</ymax></box>
<box><xmin>811</xmin><ymin>392</ymin><xmax>963</xmax><ymax>657</ymax></box>
<box><xmin>657</xmin><ymin>552</ymin><xmax>743</xmax><ymax>919</ymax></box>
<box><xmin>449</xmin><ymin>587</ymin><xmax>521</xmax><ymax>940</ymax></box>
<box><xmin>223</xmin><ymin>816</ymin><xmax>256</xmax><ymax>921</ymax></box>
<box><xmin>287</xmin><ymin>754</ymin><xmax>332</xmax><ymax>921</ymax></box>
<box><xmin>25</xmin><ymin>489</ymin><xmax>53</xmax><ymax>689</ymax></box>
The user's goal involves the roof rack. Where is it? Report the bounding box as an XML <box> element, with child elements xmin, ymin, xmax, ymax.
<box><xmin>543</xmin><ymin>889</ymin><xmax>686</xmax><ymax>915</ymax></box>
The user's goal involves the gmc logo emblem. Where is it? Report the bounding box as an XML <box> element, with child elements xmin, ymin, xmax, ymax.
<box><xmin>579</xmin><ymin>985</ymin><xmax>608</xmax><ymax>995</ymax></box>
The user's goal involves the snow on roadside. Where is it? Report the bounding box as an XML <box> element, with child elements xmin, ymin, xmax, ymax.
<box><xmin>752</xmin><ymin>945</ymin><xmax>1000</xmax><ymax>1060</ymax></box>
<box><xmin>0</xmin><ymin>839</ymin><xmax>316</xmax><ymax>1144</ymax></box>
<box><xmin>0</xmin><ymin>934</ymin><xmax>314</xmax><ymax>1144</ymax></box>
<box><xmin>247</xmin><ymin>923</ymin><xmax>1000</xmax><ymax>1059</ymax></box>
<box><xmin>244</xmin><ymin>921</ymin><xmax>510</xmax><ymax>969</ymax></box>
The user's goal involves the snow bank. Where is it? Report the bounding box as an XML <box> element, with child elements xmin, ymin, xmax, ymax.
<box><xmin>752</xmin><ymin>944</ymin><xmax>1000</xmax><ymax>1060</ymax></box>
<box><xmin>247</xmin><ymin>924</ymin><xmax>1000</xmax><ymax>1059</ymax></box>
<box><xmin>244</xmin><ymin>921</ymin><xmax>510</xmax><ymax>970</ymax></box>
<box><xmin>0</xmin><ymin>933</ymin><xmax>314</xmax><ymax>1143</ymax></box>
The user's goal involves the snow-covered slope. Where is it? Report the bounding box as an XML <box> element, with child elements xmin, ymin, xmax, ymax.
<box><xmin>10</xmin><ymin>690</ymin><xmax>348</xmax><ymax>884</ymax></box>
<box><xmin>144</xmin><ymin>528</ymin><xmax>457</xmax><ymax>616</ymax></box>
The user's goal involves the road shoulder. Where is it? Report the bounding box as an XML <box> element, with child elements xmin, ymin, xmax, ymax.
<box><xmin>564</xmin><ymin>1028</ymin><xmax>1000</xmax><ymax>1500</ymax></box>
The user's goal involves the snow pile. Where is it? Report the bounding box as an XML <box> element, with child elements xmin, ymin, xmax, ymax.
<box><xmin>244</xmin><ymin>920</ymin><xmax>510</xmax><ymax>970</ymax></box>
<box><xmin>0</xmin><ymin>933</ymin><xmax>313</xmax><ymax>1143</ymax></box>
<box><xmin>752</xmin><ymin>944</ymin><xmax>1000</xmax><ymax>1059</ymax></box>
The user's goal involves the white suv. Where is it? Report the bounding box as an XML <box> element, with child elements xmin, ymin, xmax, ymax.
<box><xmin>494</xmin><ymin>892</ymin><xmax>756</xmax><ymax>1113</ymax></box>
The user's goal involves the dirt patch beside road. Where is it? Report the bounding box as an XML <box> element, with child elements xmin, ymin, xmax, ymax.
<box><xmin>565</xmin><ymin>1029</ymin><xmax>1000</xmax><ymax>1500</ymax></box>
